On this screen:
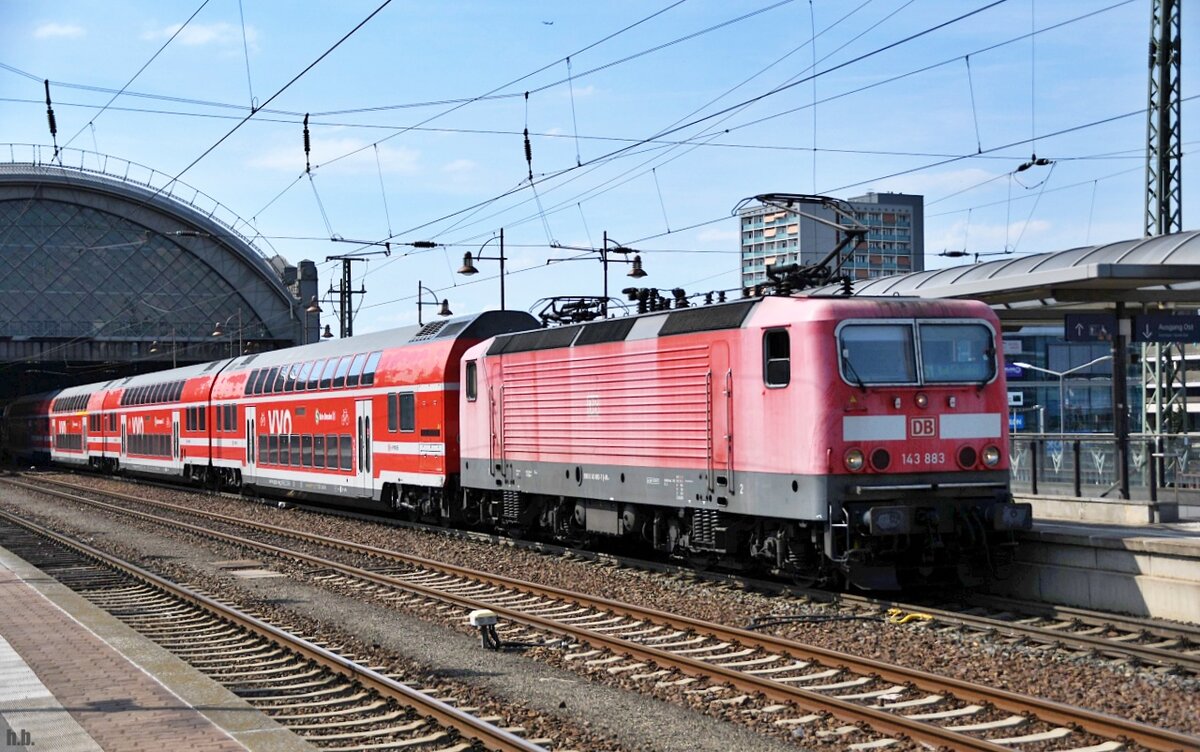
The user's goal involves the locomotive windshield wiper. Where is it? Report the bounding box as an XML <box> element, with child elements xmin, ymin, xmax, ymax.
<box><xmin>840</xmin><ymin>350</ymin><xmax>868</xmax><ymax>393</ymax></box>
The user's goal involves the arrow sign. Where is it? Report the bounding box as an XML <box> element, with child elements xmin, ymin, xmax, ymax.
<box><xmin>1064</xmin><ymin>313</ymin><xmax>1117</xmax><ymax>342</ymax></box>
<box><xmin>1132</xmin><ymin>313</ymin><xmax>1200</xmax><ymax>343</ymax></box>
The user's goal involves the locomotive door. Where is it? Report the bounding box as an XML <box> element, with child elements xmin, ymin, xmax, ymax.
<box><xmin>355</xmin><ymin>399</ymin><xmax>373</xmax><ymax>497</ymax></box>
<box><xmin>244</xmin><ymin>406</ymin><xmax>256</xmax><ymax>481</ymax></box>
<box><xmin>708</xmin><ymin>343</ymin><xmax>733</xmax><ymax>495</ymax></box>
<box><xmin>489</xmin><ymin>361</ymin><xmax>509</xmax><ymax>482</ymax></box>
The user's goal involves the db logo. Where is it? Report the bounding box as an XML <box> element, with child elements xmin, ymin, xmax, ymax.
<box><xmin>910</xmin><ymin>417</ymin><xmax>936</xmax><ymax>437</ymax></box>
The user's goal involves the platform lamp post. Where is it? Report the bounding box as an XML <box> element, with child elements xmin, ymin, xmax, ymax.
<box><xmin>149</xmin><ymin>326</ymin><xmax>176</xmax><ymax>368</ymax></box>
<box><xmin>457</xmin><ymin>229</ymin><xmax>506</xmax><ymax>310</ymax></box>
<box><xmin>305</xmin><ymin>296</ymin><xmax>323</xmax><ymax>344</ymax></box>
<box><xmin>211</xmin><ymin>308</ymin><xmax>243</xmax><ymax>359</ymax></box>
<box><xmin>416</xmin><ymin>281</ymin><xmax>452</xmax><ymax>326</ymax></box>
<box><xmin>601</xmin><ymin>232</ymin><xmax>646</xmax><ymax>318</ymax></box>
<box><xmin>1014</xmin><ymin>355</ymin><xmax>1113</xmax><ymax>433</ymax></box>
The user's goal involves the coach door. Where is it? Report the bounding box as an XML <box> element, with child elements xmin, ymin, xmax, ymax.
<box><xmin>119</xmin><ymin>415</ymin><xmax>127</xmax><ymax>461</ymax></box>
<box><xmin>244</xmin><ymin>406</ymin><xmax>256</xmax><ymax>480</ymax></box>
<box><xmin>355</xmin><ymin>399</ymin><xmax>373</xmax><ymax>496</ymax></box>
<box><xmin>172</xmin><ymin>411</ymin><xmax>180</xmax><ymax>464</ymax></box>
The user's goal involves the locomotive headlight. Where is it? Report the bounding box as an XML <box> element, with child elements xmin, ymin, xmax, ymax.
<box><xmin>914</xmin><ymin>392</ymin><xmax>929</xmax><ymax>408</ymax></box>
<box><xmin>844</xmin><ymin>448</ymin><xmax>866</xmax><ymax>472</ymax></box>
<box><xmin>982</xmin><ymin>445</ymin><xmax>1002</xmax><ymax>467</ymax></box>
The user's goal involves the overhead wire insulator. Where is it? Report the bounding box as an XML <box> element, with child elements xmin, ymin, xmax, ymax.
<box><xmin>523</xmin><ymin>91</ymin><xmax>533</xmax><ymax>182</ymax></box>
<box><xmin>303</xmin><ymin>113</ymin><xmax>312</xmax><ymax>174</ymax></box>
<box><xmin>44</xmin><ymin>79</ymin><xmax>59</xmax><ymax>158</ymax></box>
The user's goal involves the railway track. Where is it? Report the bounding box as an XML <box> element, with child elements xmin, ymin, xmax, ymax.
<box><xmin>0</xmin><ymin>506</ymin><xmax>547</xmax><ymax>752</ymax></box>
<box><xmin>31</xmin><ymin>471</ymin><xmax>1200</xmax><ymax>677</ymax></box>
<box><xmin>5</xmin><ymin>474</ymin><xmax>1197</xmax><ymax>752</ymax></box>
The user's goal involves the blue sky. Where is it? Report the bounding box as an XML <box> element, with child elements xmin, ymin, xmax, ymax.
<box><xmin>1</xmin><ymin>0</ymin><xmax>1194</xmax><ymax>333</ymax></box>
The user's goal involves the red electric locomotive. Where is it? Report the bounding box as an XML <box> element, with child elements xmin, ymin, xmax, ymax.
<box><xmin>459</xmin><ymin>295</ymin><xmax>1029</xmax><ymax>588</ymax></box>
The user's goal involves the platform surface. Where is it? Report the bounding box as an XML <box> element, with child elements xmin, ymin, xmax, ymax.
<box><xmin>994</xmin><ymin>517</ymin><xmax>1200</xmax><ymax>622</ymax></box>
<box><xmin>0</xmin><ymin>545</ymin><xmax>313</xmax><ymax>752</ymax></box>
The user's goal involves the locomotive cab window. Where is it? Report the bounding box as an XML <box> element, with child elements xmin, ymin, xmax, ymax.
<box><xmin>919</xmin><ymin>323</ymin><xmax>996</xmax><ymax>383</ymax></box>
<box><xmin>763</xmin><ymin>330</ymin><xmax>790</xmax><ymax>388</ymax></box>
<box><xmin>839</xmin><ymin>323</ymin><xmax>917</xmax><ymax>385</ymax></box>
<box><xmin>465</xmin><ymin>361</ymin><xmax>477</xmax><ymax>401</ymax></box>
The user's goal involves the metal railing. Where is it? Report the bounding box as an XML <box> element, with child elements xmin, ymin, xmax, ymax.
<box><xmin>1009</xmin><ymin>432</ymin><xmax>1200</xmax><ymax>502</ymax></box>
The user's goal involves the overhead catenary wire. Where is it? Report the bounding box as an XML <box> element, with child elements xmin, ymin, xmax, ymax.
<box><xmin>61</xmin><ymin>0</ymin><xmax>213</xmax><ymax>152</ymax></box>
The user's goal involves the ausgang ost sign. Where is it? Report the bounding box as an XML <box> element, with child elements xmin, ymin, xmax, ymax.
<box><xmin>1131</xmin><ymin>313</ymin><xmax>1200</xmax><ymax>343</ymax></box>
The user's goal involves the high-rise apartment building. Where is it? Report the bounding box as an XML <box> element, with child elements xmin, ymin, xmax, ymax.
<box><xmin>738</xmin><ymin>192</ymin><xmax>924</xmax><ymax>288</ymax></box>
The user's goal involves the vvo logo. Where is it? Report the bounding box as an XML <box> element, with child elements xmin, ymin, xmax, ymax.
<box><xmin>266</xmin><ymin>409</ymin><xmax>293</xmax><ymax>434</ymax></box>
<box><xmin>910</xmin><ymin>417</ymin><xmax>936</xmax><ymax>438</ymax></box>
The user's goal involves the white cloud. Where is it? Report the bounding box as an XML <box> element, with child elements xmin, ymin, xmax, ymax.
<box><xmin>142</xmin><ymin>22</ymin><xmax>257</xmax><ymax>49</ymax></box>
<box><xmin>696</xmin><ymin>228</ymin><xmax>737</xmax><ymax>244</ymax></box>
<box><xmin>250</xmin><ymin>137</ymin><xmax>420</xmax><ymax>175</ymax></box>
<box><xmin>34</xmin><ymin>23</ymin><xmax>85</xmax><ymax>39</ymax></box>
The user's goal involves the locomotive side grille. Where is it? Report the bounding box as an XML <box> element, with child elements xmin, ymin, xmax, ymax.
<box><xmin>691</xmin><ymin>508</ymin><xmax>720</xmax><ymax>548</ymax></box>
<box><xmin>574</xmin><ymin>317</ymin><xmax>637</xmax><ymax>346</ymax></box>
<box><xmin>500</xmin><ymin>344</ymin><xmax>711</xmax><ymax>460</ymax></box>
<box><xmin>658</xmin><ymin>300</ymin><xmax>755</xmax><ymax>337</ymax></box>
<box><xmin>488</xmin><ymin>326</ymin><xmax>580</xmax><ymax>355</ymax></box>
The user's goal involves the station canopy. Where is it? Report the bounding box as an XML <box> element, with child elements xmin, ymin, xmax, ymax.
<box><xmin>810</xmin><ymin>230</ymin><xmax>1200</xmax><ymax>325</ymax></box>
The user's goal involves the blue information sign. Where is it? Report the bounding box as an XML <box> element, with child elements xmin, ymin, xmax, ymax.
<box><xmin>1008</xmin><ymin>412</ymin><xmax>1025</xmax><ymax>430</ymax></box>
<box><xmin>1131</xmin><ymin>313</ymin><xmax>1200</xmax><ymax>343</ymax></box>
<box><xmin>1064</xmin><ymin>313</ymin><xmax>1117</xmax><ymax>342</ymax></box>
<box><xmin>1004</xmin><ymin>363</ymin><xmax>1024</xmax><ymax>379</ymax></box>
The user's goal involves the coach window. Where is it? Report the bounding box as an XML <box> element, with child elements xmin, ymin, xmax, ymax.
<box><xmin>399</xmin><ymin>393</ymin><xmax>415</xmax><ymax>432</ymax></box>
<box><xmin>319</xmin><ymin>359</ymin><xmax>339</xmax><ymax>389</ymax></box>
<box><xmin>466</xmin><ymin>361</ymin><xmax>478</xmax><ymax>401</ymax></box>
<box><xmin>262</xmin><ymin>367</ymin><xmax>280</xmax><ymax>395</ymax></box>
<box><xmin>282</xmin><ymin>364</ymin><xmax>298</xmax><ymax>392</ymax></box>
<box><xmin>326</xmin><ymin>434</ymin><xmax>338</xmax><ymax>468</ymax></box>
<box><xmin>339</xmin><ymin>435</ymin><xmax>353</xmax><ymax>470</ymax></box>
<box><xmin>345</xmin><ymin>353</ymin><xmax>367</xmax><ymax>388</ymax></box>
<box><xmin>387</xmin><ymin>393</ymin><xmax>398</xmax><ymax>432</ymax></box>
<box><xmin>302</xmin><ymin>434</ymin><xmax>313</xmax><ymax>467</ymax></box>
<box><xmin>296</xmin><ymin>362</ymin><xmax>315</xmax><ymax>392</ymax></box>
<box><xmin>186</xmin><ymin>408</ymin><xmax>194</xmax><ymax>431</ymax></box>
<box><xmin>361</xmin><ymin>351</ymin><xmax>382</xmax><ymax>386</ymax></box>
<box><xmin>313</xmin><ymin>435</ymin><xmax>325</xmax><ymax>468</ymax></box>
<box><xmin>763</xmin><ymin>329</ymin><xmax>790</xmax><ymax>388</ymax></box>
<box><xmin>198</xmin><ymin>407</ymin><xmax>206</xmax><ymax>431</ymax></box>
<box><xmin>307</xmin><ymin>360</ymin><xmax>325</xmax><ymax>390</ymax></box>
<box><xmin>290</xmin><ymin>434</ymin><xmax>301</xmax><ymax>466</ymax></box>
<box><xmin>333</xmin><ymin>356</ymin><xmax>353</xmax><ymax>388</ymax></box>
<box><xmin>273</xmin><ymin>367</ymin><xmax>289</xmax><ymax>393</ymax></box>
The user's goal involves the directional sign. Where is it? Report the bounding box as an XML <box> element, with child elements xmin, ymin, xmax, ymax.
<box><xmin>1132</xmin><ymin>313</ymin><xmax>1200</xmax><ymax>343</ymax></box>
<box><xmin>1064</xmin><ymin>313</ymin><xmax>1117</xmax><ymax>342</ymax></box>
